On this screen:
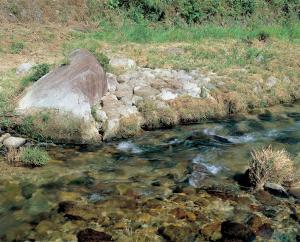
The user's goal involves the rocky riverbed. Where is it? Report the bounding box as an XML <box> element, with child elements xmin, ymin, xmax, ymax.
<box><xmin>0</xmin><ymin>102</ymin><xmax>299</xmax><ymax>241</ymax></box>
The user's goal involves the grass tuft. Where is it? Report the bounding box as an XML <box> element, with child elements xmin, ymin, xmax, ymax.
<box><xmin>20</xmin><ymin>147</ymin><xmax>49</xmax><ymax>167</ymax></box>
<box><xmin>10</xmin><ymin>41</ymin><xmax>24</xmax><ymax>54</ymax></box>
<box><xmin>21</xmin><ymin>63</ymin><xmax>50</xmax><ymax>86</ymax></box>
<box><xmin>138</xmin><ymin>99</ymin><xmax>178</xmax><ymax>129</ymax></box>
<box><xmin>117</xmin><ymin>115</ymin><xmax>142</xmax><ymax>138</ymax></box>
<box><xmin>249</xmin><ymin>146</ymin><xmax>295</xmax><ymax>190</ymax></box>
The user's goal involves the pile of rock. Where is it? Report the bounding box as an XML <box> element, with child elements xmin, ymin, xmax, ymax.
<box><xmin>15</xmin><ymin>50</ymin><xmax>218</xmax><ymax>143</ymax></box>
<box><xmin>94</xmin><ymin>57</ymin><xmax>216</xmax><ymax>140</ymax></box>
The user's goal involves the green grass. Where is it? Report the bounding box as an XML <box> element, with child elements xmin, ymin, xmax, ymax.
<box><xmin>21</xmin><ymin>63</ymin><xmax>50</xmax><ymax>86</ymax></box>
<box><xmin>10</xmin><ymin>41</ymin><xmax>25</xmax><ymax>54</ymax></box>
<box><xmin>20</xmin><ymin>147</ymin><xmax>50</xmax><ymax>167</ymax></box>
<box><xmin>71</xmin><ymin>22</ymin><xmax>300</xmax><ymax>44</ymax></box>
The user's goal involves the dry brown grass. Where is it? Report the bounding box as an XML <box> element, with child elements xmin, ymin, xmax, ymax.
<box><xmin>138</xmin><ymin>99</ymin><xmax>179</xmax><ymax>130</ymax></box>
<box><xmin>117</xmin><ymin>115</ymin><xmax>143</xmax><ymax>138</ymax></box>
<box><xmin>249</xmin><ymin>146</ymin><xmax>295</xmax><ymax>190</ymax></box>
<box><xmin>17</xmin><ymin>109</ymin><xmax>88</xmax><ymax>143</ymax></box>
<box><xmin>5</xmin><ymin>147</ymin><xmax>22</xmax><ymax>166</ymax></box>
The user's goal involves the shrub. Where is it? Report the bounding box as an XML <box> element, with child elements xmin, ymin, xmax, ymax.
<box><xmin>249</xmin><ymin>146</ymin><xmax>294</xmax><ymax>190</ymax></box>
<box><xmin>21</xmin><ymin>63</ymin><xmax>50</xmax><ymax>86</ymax></box>
<box><xmin>20</xmin><ymin>147</ymin><xmax>49</xmax><ymax>167</ymax></box>
<box><xmin>10</xmin><ymin>41</ymin><xmax>24</xmax><ymax>54</ymax></box>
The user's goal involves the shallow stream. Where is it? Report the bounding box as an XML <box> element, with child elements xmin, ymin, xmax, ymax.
<box><xmin>1</xmin><ymin>102</ymin><xmax>300</xmax><ymax>241</ymax></box>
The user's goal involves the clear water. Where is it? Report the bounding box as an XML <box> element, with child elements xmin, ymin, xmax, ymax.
<box><xmin>0</xmin><ymin>103</ymin><xmax>300</xmax><ymax>241</ymax></box>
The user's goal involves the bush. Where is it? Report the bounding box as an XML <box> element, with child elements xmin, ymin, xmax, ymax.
<box><xmin>20</xmin><ymin>147</ymin><xmax>49</xmax><ymax>167</ymax></box>
<box><xmin>21</xmin><ymin>63</ymin><xmax>50</xmax><ymax>86</ymax></box>
<box><xmin>249</xmin><ymin>146</ymin><xmax>295</xmax><ymax>190</ymax></box>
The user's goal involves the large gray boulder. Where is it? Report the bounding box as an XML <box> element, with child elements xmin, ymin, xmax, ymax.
<box><xmin>16</xmin><ymin>49</ymin><xmax>108</xmax><ymax>143</ymax></box>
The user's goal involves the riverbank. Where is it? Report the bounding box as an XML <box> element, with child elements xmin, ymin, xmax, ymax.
<box><xmin>0</xmin><ymin>24</ymin><xmax>300</xmax><ymax>142</ymax></box>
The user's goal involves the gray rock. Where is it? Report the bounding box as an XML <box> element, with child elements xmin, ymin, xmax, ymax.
<box><xmin>95</xmin><ymin>110</ymin><xmax>108</xmax><ymax>123</ymax></box>
<box><xmin>182</xmin><ymin>82</ymin><xmax>201</xmax><ymax>98</ymax></box>
<box><xmin>3</xmin><ymin>137</ymin><xmax>26</xmax><ymax>148</ymax></box>
<box><xmin>264</xmin><ymin>182</ymin><xmax>288</xmax><ymax>197</ymax></box>
<box><xmin>109</xmin><ymin>57</ymin><xmax>136</xmax><ymax>70</ymax></box>
<box><xmin>0</xmin><ymin>133</ymin><xmax>11</xmax><ymax>143</ymax></box>
<box><xmin>16</xmin><ymin>62</ymin><xmax>33</xmax><ymax>75</ymax></box>
<box><xmin>133</xmin><ymin>86</ymin><xmax>159</xmax><ymax>98</ymax></box>
<box><xmin>158</xmin><ymin>89</ymin><xmax>178</xmax><ymax>101</ymax></box>
<box><xmin>106</xmin><ymin>73</ymin><xmax>118</xmax><ymax>92</ymax></box>
<box><xmin>266</xmin><ymin>76</ymin><xmax>278</xmax><ymax>89</ymax></box>
<box><xmin>16</xmin><ymin>49</ymin><xmax>107</xmax><ymax>142</ymax></box>
<box><xmin>114</xmin><ymin>83</ymin><xmax>133</xmax><ymax>100</ymax></box>
<box><xmin>200</xmin><ymin>86</ymin><xmax>211</xmax><ymax>98</ymax></box>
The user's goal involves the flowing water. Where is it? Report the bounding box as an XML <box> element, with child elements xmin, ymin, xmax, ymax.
<box><xmin>0</xmin><ymin>103</ymin><xmax>300</xmax><ymax>241</ymax></box>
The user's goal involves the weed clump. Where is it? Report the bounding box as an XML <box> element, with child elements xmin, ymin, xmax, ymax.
<box><xmin>170</xmin><ymin>95</ymin><xmax>226</xmax><ymax>123</ymax></box>
<box><xmin>138</xmin><ymin>99</ymin><xmax>178</xmax><ymax>130</ymax></box>
<box><xmin>20</xmin><ymin>147</ymin><xmax>49</xmax><ymax>167</ymax></box>
<box><xmin>249</xmin><ymin>146</ymin><xmax>294</xmax><ymax>190</ymax></box>
<box><xmin>117</xmin><ymin>115</ymin><xmax>142</xmax><ymax>138</ymax></box>
<box><xmin>17</xmin><ymin>110</ymin><xmax>84</xmax><ymax>143</ymax></box>
<box><xmin>93</xmin><ymin>52</ymin><xmax>110</xmax><ymax>72</ymax></box>
<box><xmin>21</xmin><ymin>63</ymin><xmax>50</xmax><ymax>86</ymax></box>
<box><xmin>10</xmin><ymin>41</ymin><xmax>24</xmax><ymax>54</ymax></box>
<box><xmin>5</xmin><ymin>147</ymin><xmax>49</xmax><ymax>167</ymax></box>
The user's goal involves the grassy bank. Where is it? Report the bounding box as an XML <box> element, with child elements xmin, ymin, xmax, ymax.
<box><xmin>1</xmin><ymin>22</ymin><xmax>300</xmax><ymax>130</ymax></box>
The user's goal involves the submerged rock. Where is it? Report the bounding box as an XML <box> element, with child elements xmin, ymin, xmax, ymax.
<box><xmin>158</xmin><ymin>225</ymin><xmax>196</xmax><ymax>242</ymax></box>
<box><xmin>16</xmin><ymin>49</ymin><xmax>107</xmax><ymax>143</ymax></box>
<box><xmin>264</xmin><ymin>182</ymin><xmax>288</xmax><ymax>197</ymax></box>
<box><xmin>221</xmin><ymin>221</ymin><xmax>255</xmax><ymax>241</ymax></box>
<box><xmin>77</xmin><ymin>228</ymin><xmax>113</xmax><ymax>242</ymax></box>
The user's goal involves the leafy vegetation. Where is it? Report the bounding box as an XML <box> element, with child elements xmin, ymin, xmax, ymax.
<box><xmin>20</xmin><ymin>147</ymin><xmax>49</xmax><ymax>167</ymax></box>
<box><xmin>10</xmin><ymin>41</ymin><xmax>24</xmax><ymax>54</ymax></box>
<box><xmin>21</xmin><ymin>63</ymin><xmax>50</xmax><ymax>86</ymax></box>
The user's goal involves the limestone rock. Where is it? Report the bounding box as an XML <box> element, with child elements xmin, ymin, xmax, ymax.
<box><xmin>3</xmin><ymin>136</ymin><xmax>26</xmax><ymax>148</ymax></box>
<box><xmin>107</xmin><ymin>73</ymin><xmax>118</xmax><ymax>92</ymax></box>
<box><xmin>158</xmin><ymin>89</ymin><xmax>178</xmax><ymax>101</ymax></box>
<box><xmin>133</xmin><ymin>86</ymin><xmax>159</xmax><ymax>98</ymax></box>
<box><xmin>182</xmin><ymin>82</ymin><xmax>201</xmax><ymax>97</ymax></box>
